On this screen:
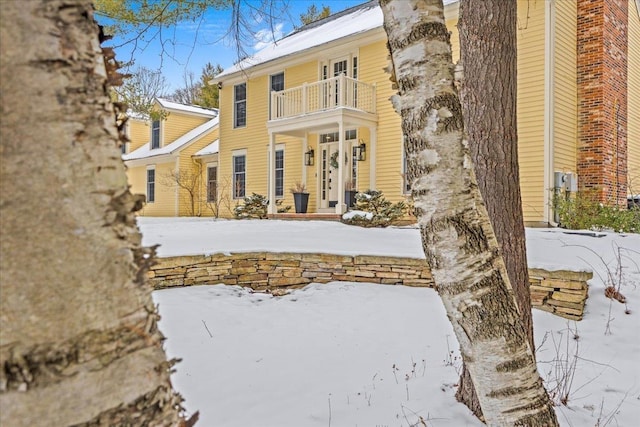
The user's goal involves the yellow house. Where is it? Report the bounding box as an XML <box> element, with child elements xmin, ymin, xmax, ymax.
<box><xmin>212</xmin><ymin>0</ymin><xmax>638</xmax><ymax>225</ymax></box>
<box><xmin>123</xmin><ymin>98</ymin><xmax>220</xmax><ymax>216</ymax></box>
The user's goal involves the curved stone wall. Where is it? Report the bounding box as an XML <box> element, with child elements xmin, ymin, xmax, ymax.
<box><xmin>149</xmin><ymin>252</ymin><xmax>591</xmax><ymax>320</ymax></box>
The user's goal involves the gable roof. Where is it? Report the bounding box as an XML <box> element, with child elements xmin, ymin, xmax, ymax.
<box><xmin>216</xmin><ymin>1</ymin><xmax>381</xmax><ymax>79</ymax></box>
<box><xmin>123</xmin><ymin>116</ymin><xmax>219</xmax><ymax>162</ymax></box>
<box><xmin>156</xmin><ymin>98</ymin><xmax>219</xmax><ymax>117</ymax></box>
<box><xmin>216</xmin><ymin>0</ymin><xmax>457</xmax><ymax>79</ymax></box>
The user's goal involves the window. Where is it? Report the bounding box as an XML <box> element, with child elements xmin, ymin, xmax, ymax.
<box><xmin>207</xmin><ymin>166</ymin><xmax>218</xmax><ymax>202</ymax></box>
<box><xmin>151</xmin><ymin>120</ymin><xmax>160</xmax><ymax>149</ymax></box>
<box><xmin>275</xmin><ymin>149</ymin><xmax>284</xmax><ymax>198</ymax></box>
<box><xmin>270</xmin><ymin>72</ymin><xmax>284</xmax><ymax>92</ymax></box>
<box><xmin>234</xmin><ymin>83</ymin><xmax>247</xmax><ymax>128</ymax></box>
<box><xmin>269</xmin><ymin>72</ymin><xmax>285</xmax><ymax>117</ymax></box>
<box><xmin>233</xmin><ymin>153</ymin><xmax>246</xmax><ymax>198</ymax></box>
<box><xmin>352</xmin><ymin>56</ymin><xmax>358</xmax><ymax>79</ymax></box>
<box><xmin>120</xmin><ymin>141</ymin><xmax>127</xmax><ymax>155</ymax></box>
<box><xmin>146</xmin><ymin>168</ymin><xmax>155</xmax><ymax>203</ymax></box>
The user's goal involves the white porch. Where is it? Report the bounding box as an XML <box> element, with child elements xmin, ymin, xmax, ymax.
<box><xmin>266</xmin><ymin>76</ymin><xmax>378</xmax><ymax>215</ymax></box>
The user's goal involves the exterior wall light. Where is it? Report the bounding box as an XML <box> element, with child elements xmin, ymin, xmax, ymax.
<box><xmin>304</xmin><ymin>148</ymin><xmax>315</xmax><ymax>166</ymax></box>
<box><xmin>355</xmin><ymin>140</ymin><xmax>366</xmax><ymax>161</ymax></box>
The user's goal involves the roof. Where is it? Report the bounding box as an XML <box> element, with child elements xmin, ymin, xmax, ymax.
<box><xmin>193</xmin><ymin>139</ymin><xmax>220</xmax><ymax>157</ymax></box>
<box><xmin>123</xmin><ymin>116</ymin><xmax>219</xmax><ymax>162</ymax></box>
<box><xmin>216</xmin><ymin>1</ymin><xmax>381</xmax><ymax>79</ymax></box>
<box><xmin>156</xmin><ymin>98</ymin><xmax>219</xmax><ymax>117</ymax></box>
<box><xmin>216</xmin><ymin>0</ymin><xmax>457</xmax><ymax>79</ymax></box>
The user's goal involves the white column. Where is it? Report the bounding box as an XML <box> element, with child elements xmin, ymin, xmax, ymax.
<box><xmin>337</xmin><ymin>122</ymin><xmax>345</xmax><ymax>214</ymax></box>
<box><xmin>369</xmin><ymin>126</ymin><xmax>377</xmax><ymax>190</ymax></box>
<box><xmin>268</xmin><ymin>132</ymin><xmax>276</xmax><ymax>214</ymax></box>
<box><xmin>302</xmin><ymin>134</ymin><xmax>308</xmax><ymax>184</ymax></box>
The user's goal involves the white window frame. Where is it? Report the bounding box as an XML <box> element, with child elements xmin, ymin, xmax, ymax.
<box><xmin>232</xmin><ymin>149</ymin><xmax>247</xmax><ymax>199</ymax></box>
<box><xmin>151</xmin><ymin>119</ymin><xmax>161</xmax><ymax>149</ymax></box>
<box><xmin>274</xmin><ymin>145</ymin><xmax>285</xmax><ymax>198</ymax></box>
<box><xmin>206</xmin><ymin>163</ymin><xmax>218</xmax><ymax>203</ymax></box>
<box><xmin>234</xmin><ymin>83</ymin><xmax>247</xmax><ymax>128</ymax></box>
<box><xmin>146</xmin><ymin>166</ymin><xmax>156</xmax><ymax>203</ymax></box>
<box><xmin>269</xmin><ymin>71</ymin><xmax>285</xmax><ymax>117</ymax></box>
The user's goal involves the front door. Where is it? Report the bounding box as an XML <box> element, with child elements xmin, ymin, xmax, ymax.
<box><xmin>319</xmin><ymin>130</ymin><xmax>358</xmax><ymax>210</ymax></box>
<box><xmin>320</xmin><ymin>142</ymin><xmax>340</xmax><ymax>209</ymax></box>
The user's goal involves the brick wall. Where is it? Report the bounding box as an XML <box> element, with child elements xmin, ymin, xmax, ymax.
<box><xmin>150</xmin><ymin>252</ymin><xmax>592</xmax><ymax>321</ymax></box>
<box><xmin>577</xmin><ymin>0</ymin><xmax>628</xmax><ymax>205</ymax></box>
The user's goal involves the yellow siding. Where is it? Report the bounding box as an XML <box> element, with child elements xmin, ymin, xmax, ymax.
<box><xmin>127</xmin><ymin>118</ymin><xmax>149</xmax><ymax>152</ymax></box>
<box><xmin>629</xmin><ymin>2</ymin><xmax>640</xmax><ymax>195</ymax></box>
<box><xmin>516</xmin><ymin>0</ymin><xmax>546</xmax><ymax>223</ymax></box>
<box><xmin>128</xmin><ymin>162</ymin><xmax>177</xmax><ymax>217</ymax></box>
<box><xmin>359</xmin><ymin>40</ymin><xmax>403</xmax><ymax>202</ymax></box>
<box><xmin>176</xmin><ymin>127</ymin><xmax>220</xmax><ymax>216</ymax></box>
<box><xmin>553</xmin><ymin>0</ymin><xmax>578</xmax><ymax>179</ymax></box>
<box><xmin>162</xmin><ymin>112</ymin><xmax>209</xmax><ymax>145</ymax></box>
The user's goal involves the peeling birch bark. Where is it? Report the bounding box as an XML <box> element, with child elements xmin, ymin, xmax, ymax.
<box><xmin>0</xmin><ymin>1</ymin><xmax>186</xmax><ymax>425</ymax></box>
<box><xmin>379</xmin><ymin>0</ymin><xmax>558</xmax><ymax>425</ymax></box>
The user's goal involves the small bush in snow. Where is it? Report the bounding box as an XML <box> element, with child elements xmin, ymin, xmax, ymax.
<box><xmin>234</xmin><ymin>193</ymin><xmax>268</xmax><ymax>219</ymax></box>
<box><xmin>234</xmin><ymin>194</ymin><xmax>290</xmax><ymax>219</ymax></box>
<box><xmin>342</xmin><ymin>190</ymin><xmax>407</xmax><ymax>228</ymax></box>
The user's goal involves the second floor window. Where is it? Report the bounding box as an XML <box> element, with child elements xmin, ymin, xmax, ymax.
<box><xmin>233</xmin><ymin>153</ymin><xmax>246</xmax><ymax>199</ymax></box>
<box><xmin>151</xmin><ymin>120</ymin><xmax>160</xmax><ymax>149</ymax></box>
<box><xmin>146</xmin><ymin>168</ymin><xmax>155</xmax><ymax>203</ymax></box>
<box><xmin>275</xmin><ymin>149</ymin><xmax>284</xmax><ymax>198</ymax></box>
<box><xmin>234</xmin><ymin>83</ymin><xmax>247</xmax><ymax>128</ymax></box>
<box><xmin>270</xmin><ymin>72</ymin><xmax>284</xmax><ymax>92</ymax></box>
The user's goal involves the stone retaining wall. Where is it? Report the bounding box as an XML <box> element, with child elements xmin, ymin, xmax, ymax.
<box><xmin>149</xmin><ymin>252</ymin><xmax>592</xmax><ymax>320</ymax></box>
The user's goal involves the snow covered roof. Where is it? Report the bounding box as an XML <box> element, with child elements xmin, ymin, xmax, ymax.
<box><xmin>123</xmin><ymin>116</ymin><xmax>219</xmax><ymax>162</ymax></box>
<box><xmin>216</xmin><ymin>1</ymin><xmax>381</xmax><ymax>79</ymax></box>
<box><xmin>156</xmin><ymin>98</ymin><xmax>218</xmax><ymax>117</ymax></box>
<box><xmin>216</xmin><ymin>0</ymin><xmax>457</xmax><ymax>79</ymax></box>
<box><xmin>193</xmin><ymin>139</ymin><xmax>219</xmax><ymax>157</ymax></box>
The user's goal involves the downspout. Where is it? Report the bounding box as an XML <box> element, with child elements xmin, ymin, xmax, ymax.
<box><xmin>544</xmin><ymin>0</ymin><xmax>557</xmax><ymax>225</ymax></box>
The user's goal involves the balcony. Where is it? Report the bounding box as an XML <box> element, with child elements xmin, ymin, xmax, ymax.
<box><xmin>269</xmin><ymin>75</ymin><xmax>377</xmax><ymax>123</ymax></box>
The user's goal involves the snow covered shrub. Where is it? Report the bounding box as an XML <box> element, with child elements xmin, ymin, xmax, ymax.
<box><xmin>234</xmin><ymin>193</ymin><xmax>268</xmax><ymax>219</ymax></box>
<box><xmin>342</xmin><ymin>190</ymin><xmax>407</xmax><ymax>228</ymax></box>
<box><xmin>233</xmin><ymin>194</ymin><xmax>290</xmax><ymax>219</ymax></box>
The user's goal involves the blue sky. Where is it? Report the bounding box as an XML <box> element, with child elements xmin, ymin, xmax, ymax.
<box><xmin>98</xmin><ymin>0</ymin><xmax>365</xmax><ymax>92</ymax></box>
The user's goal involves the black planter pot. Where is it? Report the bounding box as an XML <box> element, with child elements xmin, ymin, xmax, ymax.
<box><xmin>345</xmin><ymin>190</ymin><xmax>357</xmax><ymax>208</ymax></box>
<box><xmin>293</xmin><ymin>192</ymin><xmax>309</xmax><ymax>213</ymax></box>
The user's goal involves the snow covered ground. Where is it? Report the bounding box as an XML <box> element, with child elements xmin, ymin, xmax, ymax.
<box><xmin>142</xmin><ymin>218</ymin><xmax>640</xmax><ymax>427</ymax></box>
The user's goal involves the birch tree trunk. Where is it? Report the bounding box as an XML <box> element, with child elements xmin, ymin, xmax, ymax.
<box><xmin>379</xmin><ymin>0</ymin><xmax>558</xmax><ymax>424</ymax></box>
<box><xmin>0</xmin><ymin>1</ymin><xmax>187</xmax><ymax>425</ymax></box>
<box><xmin>456</xmin><ymin>0</ymin><xmax>533</xmax><ymax>418</ymax></box>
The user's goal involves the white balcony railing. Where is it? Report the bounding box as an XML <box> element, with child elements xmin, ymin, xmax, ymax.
<box><xmin>269</xmin><ymin>75</ymin><xmax>376</xmax><ymax>121</ymax></box>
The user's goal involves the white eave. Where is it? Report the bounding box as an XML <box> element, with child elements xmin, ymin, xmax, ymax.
<box><xmin>156</xmin><ymin>98</ymin><xmax>219</xmax><ymax>118</ymax></box>
<box><xmin>193</xmin><ymin>139</ymin><xmax>220</xmax><ymax>158</ymax></box>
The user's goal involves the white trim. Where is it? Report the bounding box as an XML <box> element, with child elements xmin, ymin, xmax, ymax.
<box><xmin>232</xmin><ymin>148</ymin><xmax>248</xmax><ymax>200</ymax></box>
<box><xmin>233</xmin><ymin>83</ymin><xmax>247</xmax><ymax>129</ymax></box>
<box><xmin>543</xmin><ymin>0</ymin><xmax>556</xmax><ymax>225</ymax></box>
<box><xmin>146</xmin><ymin>165</ymin><xmax>156</xmax><ymax>204</ymax></box>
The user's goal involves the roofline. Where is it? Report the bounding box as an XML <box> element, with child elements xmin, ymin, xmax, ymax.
<box><xmin>155</xmin><ymin>98</ymin><xmax>219</xmax><ymax>118</ymax></box>
<box><xmin>215</xmin><ymin>0</ymin><xmax>460</xmax><ymax>82</ymax></box>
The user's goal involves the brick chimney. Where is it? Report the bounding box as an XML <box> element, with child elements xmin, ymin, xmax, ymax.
<box><xmin>577</xmin><ymin>0</ymin><xmax>628</xmax><ymax>205</ymax></box>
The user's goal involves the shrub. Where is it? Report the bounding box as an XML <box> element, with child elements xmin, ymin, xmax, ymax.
<box><xmin>342</xmin><ymin>190</ymin><xmax>407</xmax><ymax>228</ymax></box>
<box><xmin>233</xmin><ymin>193</ymin><xmax>290</xmax><ymax>219</ymax></box>
<box><xmin>553</xmin><ymin>192</ymin><xmax>640</xmax><ymax>233</ymax></box>
<box><xmin>234</xmin><ymin>193</ymin><xmax>268</xmax><ymax>219</ymax></box>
